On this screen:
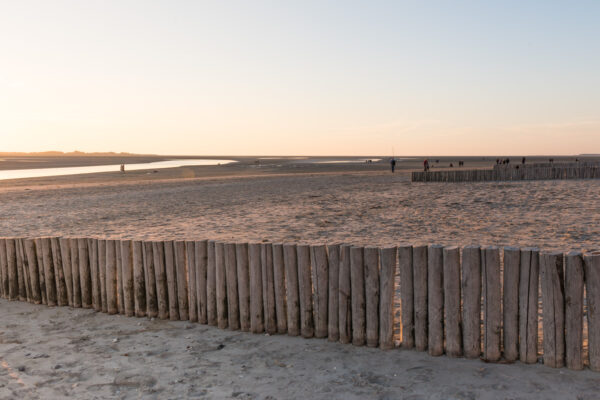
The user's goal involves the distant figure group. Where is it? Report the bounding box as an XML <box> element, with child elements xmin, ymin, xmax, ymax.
<box><xmin>496</xmin><ymin>158</ymin><xmax>510</xmax><ymax>165</ymax></box>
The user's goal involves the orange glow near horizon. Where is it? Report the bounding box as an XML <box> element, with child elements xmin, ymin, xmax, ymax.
<box><xmin>1</xmin><ymin>1</ymin><xmax>599</xmax><ymax>156</ymax></box>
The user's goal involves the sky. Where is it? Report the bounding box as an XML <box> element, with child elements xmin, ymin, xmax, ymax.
<box><xmin>1</xmin><ymin>1</ymin><xmax>599</xmax><ymax>156</ymax></box>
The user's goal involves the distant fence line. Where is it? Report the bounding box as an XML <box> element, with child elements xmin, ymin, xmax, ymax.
<box><xmin>412</xmin><ymin>162</ymin><xmax>600</xmax><ymax>182</ymax></box>
<box><xmin>0</xmin><ymin>237</ymin><xmax>599</xmax><ymax>372</ymax></box>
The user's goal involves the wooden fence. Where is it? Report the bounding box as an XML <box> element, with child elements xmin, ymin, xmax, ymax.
<box><xmin>0</xmin><ymin>237</ymin><xmax>599</xmax><ymax>372</ymax></box>
<box><xmin>412</xmin><ymin>163</ymin><xmax>600</xmax><ymax>182</ymax></box>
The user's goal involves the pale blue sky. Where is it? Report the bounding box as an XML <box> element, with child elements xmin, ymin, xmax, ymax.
<box><xmin>1</xmin><ymin>1</ymin><xmax>599</xmax><ymax>155</ymax></box>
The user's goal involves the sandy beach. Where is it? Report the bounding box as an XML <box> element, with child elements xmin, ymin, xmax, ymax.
<box><xmin>1</xmin><ymin>157</ymin><xmax>600</xmax><ymax>399</ymax></box>
<box><xmin>2</xmin><ymin>299</ymin><xmax>600</xmax><ymax>400</ymax></box>
<box><xmin>0</xmin><ymin>156</ymin><xmax>598</xmax><ymax>251</ymax></box>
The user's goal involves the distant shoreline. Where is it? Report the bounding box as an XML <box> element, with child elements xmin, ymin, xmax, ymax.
<box><xmin>1</xmin><ymin>151</ymin><xmax>599</xmax><ymax>158</ymax></box>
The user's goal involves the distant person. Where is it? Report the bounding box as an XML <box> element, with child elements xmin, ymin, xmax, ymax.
<box><xmin>120</xmin><ymin>164</ymin><xmax>125</xmax><ymax>173</ymax></box>
<box><xmin>390</xmin><ymin>158</ymin><xmax>396</xmax><ymax>173</ymax></box>
<box><xmin>522</xmin><ymin>157</ymin><xmax>526</xmax><ymax>164</ymax></box>
<box><xmin>423</xmin><ymin>159</ymin><xmax>430</xmax><ymax>172</ymax></box>
<box><xmin>449</xmin><ymin>163</ymin><xmax>453</xmax><ymax>168</ymax></box>
<box><xmin>549</xmin><ymin>158</ymin><xmax>554</xmax><ymax>163</ymax></box>
<box><xmin>496</xmin><ymin>158</ymin><xmax>500</xmax><ymax>165</ymax></box>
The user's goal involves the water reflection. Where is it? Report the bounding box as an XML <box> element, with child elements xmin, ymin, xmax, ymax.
<box><xmin>0</xmin><ymin>159</ymin><xmax>236</xmax><ymax>181</ymax></box>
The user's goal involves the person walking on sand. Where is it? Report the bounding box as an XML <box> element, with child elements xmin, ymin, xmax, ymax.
<box><xmin>390</xmin><ymin>158</ymin><xmax>396</xmax><ymax>173</ymax></box>
<box><xmin>423</xmin><ymin>159</ymin><xmax>429</xmax><ymax>172</ymax></box>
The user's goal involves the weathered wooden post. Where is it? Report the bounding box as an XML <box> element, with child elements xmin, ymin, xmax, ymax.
<box><xmin>235</xmin><ymin>242</ymin><xmax>250</xmax><ymax>331</ymax></box>
<box><xmin>16</xmin><ymin>238</ymin><xmax>27</xmax><ymax>302</ymax></box>
<box><xmin>350</xmin><ymin>246</ymin><xmax>365</xmax><ymax>346</ymax></box>
<box><xmin>398</xmin><ymin>245</ymin><xmax>414</xmax><ymax>348</ymax></box>
<box><xmin>106</xmin><ymin>239</ymin><xmax>118</xmax><ymax>315</ymax></box>
<box><xmin>69</xmin><ymin>238</ymin><xmax>81</xmax><ymax>307</ymax></box>
<box><xmin>196</xmin><ymin>240</ymin><xmax>209</xmax><ymax>324</ymax></box>
<box><xmin>98</xmin><ymin>239</ymin><xmax>108</xmax><ymax>313</ymax></box>
<box><xmin>0</xmin><ymin>238</ymin><xmax>8</xmax><ymax>299</ymax></box>
<box><xmin>120</xmin><ymin>240</ymin><xmax>134</xmax><ymax>316</ymax></box>
<box><xmin>338</xmin><ymin>244</ymin><xmax>352</xmax><ymax>344</ymax></box>
<box><xmin>519</xmin><ymin>247</ymin><xmax>539</xmax><ymax>364</ymax></box>
<box><xmin>443</xmin><ymin>246</ymin><xmax>461</xmax><ymax>357</ymax></box>
<box><xmin>164</xmin><ymin>240</ymin><xmax>179</xmax><ymax>320</ymax></box>
<box><xmin>584</xmin><ymin>252</ymin><xmax>600</xmax><ymax>372</ymax></box>
<box><xmin>51</xmin><ymin>237</ymin><xmax>67</xmax><ymax>307</ymax></box>
<box><xmin>206</xmin><ymin>240</ymin><xmax>217</xmax><ymax>326</ymax></box>
<box><xmin>272</xmin><ymin>243</ymin><xmax>287</xmax><ymax>334</ymax></box>
<box><xmin>311</xmin><ymin>244</ymin><xmax>329</xmax><ymax>339</ymax></box>
<box><xmin>428</xmin><ymin>245</ymin><xmax>444</xmax><ymax>356</ymax></box>
<box><xmin>18</xmin><ymin>239</ymin><xmax>32</xmax><ymax>302</ymax></box>
<box><xmin>298</xmin><ymin>244</ymin><xmax>315</xmax><ymax>338</ymax></box>
<box><xmin>152</xmin><ymin>241</ymin><xmax>169</xmax><ymax>320</ymax></box>
<box><xmin>461</xmin><ymin>245</ymin><xmax>481</xmax><ymax>359</ymax></box>
<box><xmin>413</xmin><ymin>245</ymin><xmax>428</xmax><ymax>351</ymax></box>
<box><xmin>6</xmin><ymin>239</ymin><xmax>19</xmax><ymax>301</ymax></box>
<box><xmin>186</xmin><ymin>241</ymin><xmax>198</xmax><ymax>322</ymax></box>
<box><xmin>143</xmin><ymin>241</ymin><xmax>158</xmax><ymax>318</ymax></box>
<box><xmin>327</xmin><ymin>244</ymin><xmax>340</xmax><ymax>342</ymax></box>
<box><xmin>283</xmin><ymin>243</ymin><xmax>300</xmax><ymax>336</ymax></box>
<box><xmin>78</xmin><ymin>238</ymin><xmax>92</xmax><ymax>309</ymax></box>
<box><xmin>215</xmin><ymin>241</ymin><xmax>227</xmax><ymax>329</ymax></box>
<box><xmin>24</xmin><ymin>239</ymin><xmax>41</xmax><ymax>304</ymax></box>
<box><xmin>174</xmin><ymin>241</ymin><xmax>189</xmax><ymax>321</ymax></box>
<box><xmin>483</xmin><ymin>246</ymin><xmax>501</xmax><ymax>362</ymax></box>
<box><xmin>59</xmin><ymin>238</ymin><xmax>73</xmax><ymax>306</ymax></box>
<box><xmin>379</xmin><ymin>246</ymin><xmax>396</xmax><ymax>349</ymax></box>
<box><xmin>364</xmin><ymin>246</ymin><xmax>379</xmax><ymax>347</ymax></box>
<box><xmin>503</xmin><ymin>246</ymin><xmax>520</xmax><ymax>361</ymax></box>
<box><xmin>249</xmin><ymin>242</ymin><xmax>264</xmax><ymax>333</ymax></box>
<box><xmin>540</xmin><ymin>251</ymin><xmax>565</xmax><ymax>368</ymax></box>
<box><xmin>565</xmin><ymin>251</ymin><xmax>584</xmax><ymax>370</ymax></box>
<box><xmin>116</xmin><ymin>239</ymin><xmax>124</xmax><ymax>314</ymax></box>
<box><xmin>132</xmin><ymin>240</ymin><xmax>146</xmax><ymax>317</ymax></box>
<box><xmin>261</xmin><ymin>243</ymin><xmax>277</xmax><ymax>334</ymax></box>
<box><xmin>87</xmin><ymin>238</ymin><xmax>100</xmax><ymax>311</ymax></box>
<box><xmin>42</xmin><ymin>237</ymin><xmax>57</xmax><ymax>306</ymax></box>
<box><xmin>225</xmin><ymin>242</ymin><xmax>240</xmax><ymax>330</ymax></box>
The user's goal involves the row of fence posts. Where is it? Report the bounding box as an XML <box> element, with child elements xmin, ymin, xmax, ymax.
<box><xmin>493</xmin><ymin>162</ymin><xmax>600</xmax><ymax>171</ymax></box>
<box><xmin>412</xmin><ymin>165</ymin><xmax>600</xmax><ymax>182</ymax></box>
<box><xmin>0</xmin><ymin>238</ymin><xmax>598</xmax><ymax>371</ymax></box>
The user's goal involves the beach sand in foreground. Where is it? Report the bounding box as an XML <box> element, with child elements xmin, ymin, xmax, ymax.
<box><xmin>1</xmin><ymin>299</ymin><xmax>598</xmax><ymax>400</ymax></box>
